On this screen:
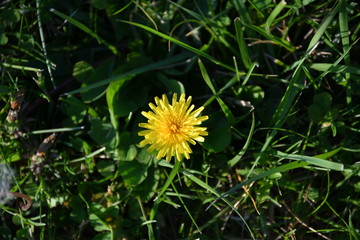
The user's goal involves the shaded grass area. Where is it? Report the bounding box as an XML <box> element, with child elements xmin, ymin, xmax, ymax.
<box><xmin>1</xmin><ymin>0</ymin><xmax>360</xmax><ymax>239</ymax></box>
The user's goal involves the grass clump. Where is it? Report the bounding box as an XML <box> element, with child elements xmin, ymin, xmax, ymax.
<box><xmin>1</xmin><ymin>0</ymin><xmax>360</xmax><ymax>239</ymax></box>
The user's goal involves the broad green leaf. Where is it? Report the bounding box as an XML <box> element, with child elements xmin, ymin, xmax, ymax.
<box><xmin>2</xmin><ymin>9</ymin><xmax>20</xmax><ymax>24</ymax></box>
<box><xmin>89</xmin><ymin>213</ymin><xmax>110</xmax><ymax>232</ymax></box>
<box><xmin>314</xmin><ymin>92</ymin><xmax>332</xmax><ymax>111</ymax></box>
<box><xmin>118</xmin><ymin>160</ymin><xmax>148</xmax><ymax>186</ymax></box>
<box><xmin>133</xmin><ymin>164</ymin><xmax>159</xmax><ymax>201</ymax></box>
<box><xmin>60</xmin><ymin>96</ymin><xmax>87</xmax><ymax>125</ymax></box>
<box><xmin>70</xmin><ymin>196</ymin><xmax>86</xmax><ymax>223</ymax></box>
<box><xmin>93</xmin><ymin>232</ymin><xmax>112</xmax><ymax>240</ymax></box>
<box><xmin>73</xmin><ymin>61</ymin><xmax>94</xmax><ymax>83</ymax></box>
<box><xmin>88</xmin><ymin>117</ymin><xmax>117</xmax><ymax>150</ymax></box>
<box><xmin>202</xmin><ymin>112</ymin><xmax>231</xmax><ymax>152</ymax></box>
<box><xmin>80</xmin><ymin>59</ymin><xmax>114</xmax><ymax>103</ymax></box>
<box><xmin>97</xmin><ymin>160</ymin><xmax>115</xmax><ymax>178</ymax></box>
<box><xmin>107</xmin><ymin>79</ymin><xmax>148</xmax><ymax>118</ymax></box>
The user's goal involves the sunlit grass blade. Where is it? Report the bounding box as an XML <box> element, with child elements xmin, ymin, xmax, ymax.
<box><xmin>306</xmin><ymin>2</ymin><xmax>339</xmax><ymax>51</ymax></box>
<box><xmin>234</xmin><ymin>18</ymin><xmax>252</xmax><ymax>69</ymax></box>
<box><xmin>137</xmin><ymin>197</ymin><xmax>155</xmax><ymax>240</ymax></box>
<box><xmin>311</xmin><ymin>38</ymin><xmax>359</xmax><ymax>83</ymax></box>
<box><xmin>264</xmin><ymin>0</ymin><xmax>286</xmax><ymax>34</ymax></box>
<box><xmin>1</xmin><ymin>62</ymin><xmax>43</xmax><ymax>72</ymax></box>
<box><xmin>181</xmin><ymin>168</ymin><xmax>255</xmax><ymax>240</ymax></box>
<box><xmin>65</xmin><ymin>147</ymin><xmax>106</xmax><ymax>164</ymax></box>
<box><xmin>168</xmin><ymin>0</ymin><xmax>203</xmax><ymax>21</ymax></box>
<box><xmin>169</xmin><ymin>177</ymin><xmax>201</xmax><ymax>234</ymax></box>
<box><xmin>237</xmin><ymin>61</ymin><xmax>259</xmax><ymax>96</ymax></box>
<box><xmin>232</xmin><ymin>0</ymin><xmax>254</xmax><ymax>25</ymax></box>
<box><xmin>310</xmin><ymin>63</ymin><xmax>360</xmax><ymax>74</ymax></box>
<box><xmin>28</xmin><ymin>126</ymin><xmax>85</xmax><ymax>135</ymax></box>
<box><xmin>50</xmin><ymin>8</ymin><xmax>118</xmax><ymax>55</ymax></box>
<box><xmin>209</xmin><ymin>161</ymin><xmax>310</xmax><ymax>208</ymax></box>
<box><xmin>274</xmin><ymin>151</ymin><xmax>344</xmax><ymax>171</ymax></box>
<box><xmin>112</xmin><ymin>1</ymin><xmax>133</xmax><ymax>15</ymax></box>
<box><xmin>198</xmin><ymin>59</ymin><xmax>236</xmax><ymax>125</ymax></box>
<box><xmin>63</xmin><ymin>52</ymin><xmax>193</xmax><ymax>95</ymax></box>
<box><xmin>37</xmin><ymin>0</ymin><xmax>55</xmax><ymax>88</ymax></box>
<box><xmin>216</xmin><ymin>148</ymin><xmax>344</xmax><ymax>210</ymax></box>
<box><xmin>246</xmin><ymin>3</ymin><xmax>342</xmax><ymax>178</ymax></box>
<box><xmin>120</xmin><ymin>20</ymin><xmax>235</xmax><ymax>71</ymax></box>
<box><xmin>154</xmin><ymin>160</ymin><xmax>181</xmax><ymax>202</ymax></box>
<box><xmin>339</xmin><ymin>0</ymin><xmax>351</xmax><ymax>104</ymax></box>
<box><xmin>247</xmin><ymin>64</ymin><xmax>306</xmax><ymax>178</ymax></box>
<box><xmin>227</xmin><ymin>111</ymin><xmax>255</xmax><ymax>168</ymax></box>
<box><xmin>237</xmin><ymin>18</ymin><xmax>295</xmax><ymax>52</ymax></box>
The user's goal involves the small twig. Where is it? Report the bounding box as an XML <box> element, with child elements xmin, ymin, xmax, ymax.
<box><xmin>236</xmin><ymin>172</ymin><xmax>260</xmax><ymax>215</ymax></box>
<box><xmin>283</xmin><ymin>202</ymin><xmax>331</xmax><ymax>240</ymax></box>
<box><xmin>10</xmin><ymin>192</ymin><xmax>33</xmax><ymax>211</ymax></box>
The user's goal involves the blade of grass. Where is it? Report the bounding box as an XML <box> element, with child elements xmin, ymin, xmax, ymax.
<box><xmin>246</xmin><ymin>3</ymin><xmax>341</xmax><ymax>178</ymax></box>
<box><xmin>309</xmin><ymin>63</ymin><xmax>360</xmax><ymax>74</ymax></box>
<box><xmin>156</xmin><ymin>160</ymin><xmax>254</xmax><ymax>239</ymax></box>
<box><xmin>154</xmin><ymin>160</ymin><xmax>181</xmax><ymax>202</ymax></box>
<box><xmin>28</xmin><ymin>126</ymin><xmax>85</xmax><ymax>135</ymax></box>
<box><xmin>1</xmin><ymin>62</ymin><xmax>43</xmax><ymax>72</ymax></box>
<box><xmin>37</xmin><ymin>0</ymin><xmax>55</xmax><ymax>88</ymax></box>
<box><xmin>50</xmin><ymin>8</ymin><xmax>118</xmax><ymax>56</ymax></box>
<box><xmin>198</xmin><ymin>59</ymin><xmax>236</xmax><ymax>125</ymax></box>
<box><xmin>306</xmin><ymin>1</ymin><xmax>340</xmax><ymax>52</ymax></box>
<box><xmin>227</xmin><ymin>111</ymin><xmax>255</xmax><ymax>168</ymax></box>
<box><xmin>168</xmin><ymin>175</ymin><xmax>202</xmax><ymax>234</ymax></box>
<box><xmin>181</xmin><ymin>168</ymin><xmax>255</xmax><ymax>239</ymax></box>
<box><xmin>212</xmin><ymin>148</ymin><xmax>345</xmax><ymax>212</ymax></box>
<box><xmin>237</xmin><ymin>18</ymin><xmax>295</xmax><ymax>52</ymax></box>
<box><xmin>311</xmin><ymin>38</ymin><xmax>359</xmax><ymax>83</ymax></box>
<box><xmin>265</xmin><ymin>0</ymin><xmax>287</xmax><ymax>34</ymax></box>
<box><xmin>63</xmin><ymin>52</ymin><xmax>193</xmax><ymax>95</ymax></box>
<box><xmin>274</xmin><ymin>151</ymin><xmax>344</xmax><ymax>171</ymax></box>
<box><xmin>234</xmin><ymin>18</ymin><xmax>252</xmax><ymax>69</ymax></box>
<box><xmin>137</xmin><ymin>197</ymin><xmax>155</xmax><ymax>240</ymax></box>
<box><xmin>209</xmin><ymin>161</ymin><xmax>310</xmax><ymax>209</ymax></box>
<box><xmin>237</xmin><ymin>61</ymin><xmax>259</xmax><ymax>96</ymax></box>
<box><xmin>65</xmin><ymin>147</ymin><xmax>106</xmax><ymax>164</ymax></box>
<box><xmin>120</xmin><ymin>20</ymin><xmax>236</xmax><ymax>72</ymax></box>
<box><xmin>247</xmin><ymin>63</ymin><xmax>306</xmax><ymax>179</ymax></box>
<box><xmin>112</xmin><ymin>1</ymin><xmax>133</xmax><ymax>15</ymax></box>
<box><xmin>339</xmin><ymin>0</ymin><xmax>351</xmax><ymax>104</ymax></box>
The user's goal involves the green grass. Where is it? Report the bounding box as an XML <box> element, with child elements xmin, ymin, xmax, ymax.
<box><xmin>1</xmin><ymin>0</ymin><xmax>360</xmax><ymax>239</ymax></box>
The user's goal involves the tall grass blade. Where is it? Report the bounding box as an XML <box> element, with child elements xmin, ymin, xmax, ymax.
<box><xmin>50</xmin><ymin>8</ymin><xmax>118</xmax><ymax>55</ymax></box>
<box><xmin>339</xmin><ymin>0</ymin><xmax>351</xmax><ymax>104</ymax></box>
<box><xmin>274</xmin><ymin>151</ymin><xmax>344</xmax><ymax>171</ymax></box>
<box><xmin>227</xmin><ymin>111</ymin><xmax>255</xmax><ymax>168</ymax></box>
<box><xmin>234</xmin><ymin>18</ymin><xmax>252</xmax><ymax>69</ymax></box>
<box><xmin>265</xmin><ymin>0</ymin><xmax>286</xmax><ymax>34</ymax></box>
<box><xmin>198</xmin><ymin>59</ymin><xmax>236</xmax><ymax>125</ymax></box>
<box><xmin>120</xmin><ymin>20</ymin><xmax>235</xmax><ymax>71</ymax></box>
<box><xmin>63</xmin><ymin>52</ymin><xmax>193</xmax><ymax>95</ymax></box>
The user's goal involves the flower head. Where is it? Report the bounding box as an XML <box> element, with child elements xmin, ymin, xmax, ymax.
<box><xmin>138</xmin><ymin>93</ymin><xmax>208</xmax><ymax>162</ymax></box>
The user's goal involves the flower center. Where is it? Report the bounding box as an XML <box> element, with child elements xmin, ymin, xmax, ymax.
<box><xmin>169</xmin><ymin>122</ymin><xmax>181</xmax><ymax>134</ymax></box>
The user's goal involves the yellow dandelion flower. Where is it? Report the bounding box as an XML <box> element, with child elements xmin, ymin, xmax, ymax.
<box><xmin>138</xmin><ymin>93</ymin><xmax>208</xmax><ymax>162</ymax></box>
